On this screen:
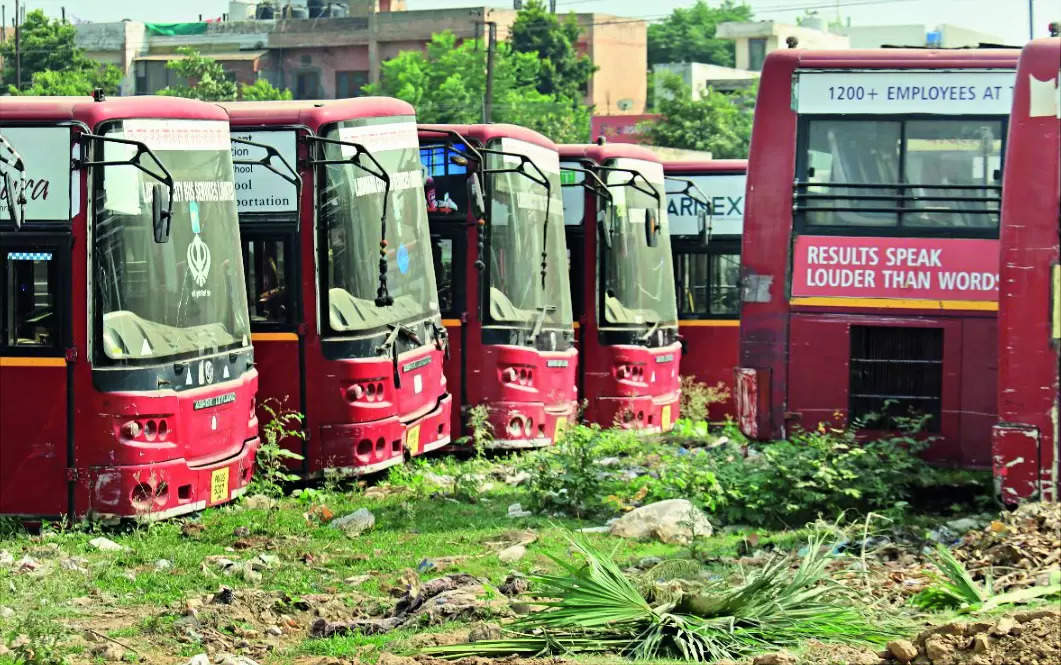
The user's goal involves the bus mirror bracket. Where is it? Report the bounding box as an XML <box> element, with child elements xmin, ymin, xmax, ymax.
<box><xmin>0</xmin><ymin>134</ymin><xmax>26</xmax><ymax>229</ymax></box>
<box><xmin>665</xmin><ymin>175</ymin><xmax>711</xmax><ymax>248</ymax></box>
<box><xmin>645</xmin><ymin>208</ymin><xmax>659</xmax><ymax>247</ymax></box>
<box><xmin>308</xmin><ymin>135</ymin><xmax>393</xmax><ymax>306</ymax></box>
<box><xmin>79</xmin><ymin>133</ymin><xmax>175</xmax><ymax>243</ymax></box>
<box><xmin>479</xmin><ymin>148</ymin><xmax>552</xmax><ymax>289</ymax></box>
<box><xmin>469</xmin><ymin>173</ymin><xmax>487</xmax><ymax>272</ymax></box>
<box><xmin>561</xmin><ymin>164</ymin><xmax>614</xmax><ymax>250</ymax></box>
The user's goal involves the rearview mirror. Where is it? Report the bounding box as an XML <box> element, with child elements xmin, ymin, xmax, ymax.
<box><xmin>644</xmin><ymin>208</ymin><xmax>659</xmax><ymax>247</ymax></box>
<box><xmin>151</xmin><ymin>182</ymin><xmax>172</xmax><ymax>244</ymax></box>
<box><xmin>3</xmin><ymin>170</ymin><xmax>25</xmax><ymax>229</ymax></box>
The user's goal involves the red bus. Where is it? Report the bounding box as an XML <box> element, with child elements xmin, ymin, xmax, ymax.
<box><xmin>419</xmin><ymin>125</ymin><xmax>577</xmax><ymax>447</ymax></box>
<box><xmin>559</xmin><ymin>143</ymin><xmax>681</xmax><ymax>433</ymax></box>
<box><xmin>993</xmin><ymin>37</ymin><xmax>1061</xmax><ymax>503</ymax></box>
<box><xmin>222</xmin><ymin>99</ymin><xmax>452</xmax><ymax>476</ymax></box>
<box><xmin>737</xmin><ymin>48</ymin><xmax>1018</xmax><ymax>466</ymax></box>
<box><xmin>665</xmin><ymin>159</ymin><xmax>746</xmax><ymax>421</ymax></box>
<box><xmin>0</xmin><ymin>96</ymin><xmax>259</xmax><ymax>520</ymax></box>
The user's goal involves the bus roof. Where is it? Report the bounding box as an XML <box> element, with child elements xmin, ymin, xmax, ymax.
<box><xmin>221</xmin><ymin>97</ymin><xmax>414</xmax><ymax>131</ymax></box>
<box><xmin>663</xmin><ymin>159</ymin><xmax>747</xmax><ymax>174</ymax></box>
<box><xmin>558</xmin><ymin>142</ymin><xmax>660</xmax><ymax>164</ymax></box>
<box><xmin>419</xmin><ymin>123</ymin><xmax>557</xmax><ymax>152</ymax></box>
<box><xmin>767</xmin><ymin>47</ymin><xmax>1019</xmax><ymax>72</ymax></box>
<box><xmin>0</xmin><ymin>95</ymin><xmax>229</xmax><ymax>127</ymax></box>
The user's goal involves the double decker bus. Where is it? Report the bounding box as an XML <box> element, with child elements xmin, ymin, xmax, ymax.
<box><xmin>665</xmin><ymin>159</ymin><xmax>746</xmax><ymax>421</ymax></box>
<box><xmin>993</xmin><ymin>37</ymin><xmax>1061</xmax><ymax>503</ymax></box>
<box><xmin>419</xmin><ymin>125</ymin><xmax>577</xmax><ymax>447</ymax></box>
<box><xmin>560</xmin><ymin>143</ymin><xmax>681</xmax><ymax>433</ymax></box>
<box><xmin>0</xmin><ymin>95</ymin><xmax>258</xmax><ymax>520</ymax></box>
<box><xmin>737</xmin><ymin>48</ymin><xmax>1018</xmax><ymax>466</ymax></box>
<box><xmin>222</xmin><ymin>99</ymin><xmax>452</xmax><ymax>476</ymax></box>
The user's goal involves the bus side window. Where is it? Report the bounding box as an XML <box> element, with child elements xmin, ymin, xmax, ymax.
<box><xmin>432</xmin><ymin>236</ymin><xmax>456</xmax><ymax>317</ymax></box>
<box><xmin>242</xmin><ymin>238</ymin><xmax>292</xmax><ymax>325</ymax></box>
<box><xmin>674</xmin><ymin>248</ymin><xmax>741</xmax><ymax>317</ymax></box>
<box><xmin>3</xmin><ymin>252</ymin><xmax>58</xmax><ymax>348</ymax></box>
<box><xmin>709</xmin><ymin>252</ymin><xmax>741</xmax><ymax>316</ymax></box>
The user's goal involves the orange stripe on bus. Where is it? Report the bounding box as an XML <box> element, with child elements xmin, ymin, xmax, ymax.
<box><xmin>679</xmin><ymin>320</ymin><xmax>740</xmax><ymax>327</ymax></box>
<box><xmin>250</xmin><ymin>332</ymin><xmax>299</xmax><ymax>342</ymax></box>
<box><xmin>440</xmin><ymin>319</ymin><xmax>462</xmax><ymax>327</ymax></box>
<box><xmin>790</xmin><ymin>296</ymin><xmax>998</xmax><ymax>311</ymax></box>
<box><xmin>0</xmin><ymin>357</ymin><xmax>66</xmax><ymax>367</ymax></box>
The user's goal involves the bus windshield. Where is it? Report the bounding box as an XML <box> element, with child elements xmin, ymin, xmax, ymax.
<box><xmin>321</xmin><ymin>116</ymin><xmax>439</xmax><ymax>333</ymax></box>
<box><xmin>486</xmin><ymin>138</ymin><xmax>572</xmax><ymax>331</ymax></box>
<box><xmin>95</xmin><ymin>119</ymin><xmax>251</xmax><ymax>363</ymax></box>
<box><xmin>603</xmin><ymin>158</ymin><xmax>678</xmax><ymax>328</ymax></box>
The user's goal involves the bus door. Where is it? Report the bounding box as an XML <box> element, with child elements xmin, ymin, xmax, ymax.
<box><xmin>240</xmin><ymin>227</ymin><xmax>302</xmax><ymax>459</ymax></box>
<box><xmin>0</xmin><ymin>235</ymin><xmax>70</xmax><ymax>517</ymax></box>
<box><xmin>431</xmin><ymin>226</ymin><xmax>465</xmax><ymax>437</ymax></box>
<box><xmin>565</xmin><ymin>226</ymin><xmax>585</xmax><ymax>395</ymax></box>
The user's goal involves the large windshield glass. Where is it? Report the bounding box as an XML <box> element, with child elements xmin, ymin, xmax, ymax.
<box><xmin>486</xmin><ymin>137</ymin><xmax>572</xmax><ymax>331</ymax></box>
<box><xmin>321</xmin><ymin>116</ymin><xmax>439</xmax><ymax>333</ymax></box>
<box><xmin>94</xmin><ymin>119</ymin><xmax>250</xmax><ymax>363</ymax></box>
<box><xmin>602</xmin><ymin>157</ymin><xmax>678</xmax><ymax>327</ymax></box>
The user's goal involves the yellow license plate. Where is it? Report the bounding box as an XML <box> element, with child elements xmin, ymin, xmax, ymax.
<box><xmin>210</xmin><ymin>468</ymin><xmax>230</xmax><ymax>505</ymax></box>
<box><xmin>661</xmin><ymin>405</ymin><xmax>672</xmax><ymax>432</ymax></box>
<box><xmin>406</xmin><ymin>424</ymin><xmax>421</xmax><ymax>454</ymax></box>
<box><xmin>553</xmin><ymin>417</ymin><xmax>567</xmax><ymax>443</ymax></box>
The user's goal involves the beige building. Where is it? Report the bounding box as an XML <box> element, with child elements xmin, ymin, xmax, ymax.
<box><xmin>73</xmin><ymin>3</ymin><xmax>647</xmax><ymax>113</ymax></box>
<box><xmin>846</xmin><ymin>23</ymin><xmax>1006</xmax><ymax>48</ymax></box>
<box><xmin>715</xmin><ymin>20</ymin><xmax>849</xmax><ymax>71</ymax></box>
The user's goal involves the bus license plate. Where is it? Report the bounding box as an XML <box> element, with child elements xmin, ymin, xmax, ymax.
<box><xmin>210</xmin><ymin>468</ymin><xmax>230</xmax><ymax>504</ymax></box>
<box><xmin>661</xmin><ymin>405</ymin><xmax>672</xmax><ymax>432</ymax></box>
<box><xmin>553</xmin><ymin>417</ymin><xmax>567</xmax><ymax>443</ymax></box>
<box><xmin>406</xmin><ymin>425</ymin><xmax>421</xmax><ymax>454</ymax></box>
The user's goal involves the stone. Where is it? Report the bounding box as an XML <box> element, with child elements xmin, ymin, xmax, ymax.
<box><xmin>88</xmin><ymin>537</ymin><xmax>123</xmax><ymax>552</ymax></box>
<box><xmin>973</xmin><ymin>634</ymin><xmax>990</xmax><ymax>653</ymax></box>
<box><xmin>923</xmin><ymin>637</ymin><xmax>951</xmax><ymax>662</ymax></box>
<box><xmin>504</xmin><ymin>471</ymin><xmax>530</xmax><ymax>486</ymax></box>
<box><xmin>992</xmin><ymin>616</ymin><xmax>1018</xmax><ymax>636</ymax></box>
<box><xmin>91</xmin><ymin>643</ymin><xmax>125</xmax><ymax>660</ymax></box>
<box><xmin>182</xmin><ymin>656</ymin><xmax>211</xmax><ymax>665</ymax></box>
<box><xmin>497</xmin><ymin>544</ymin><xmax>526</xmax><ymax>563</ymax></box>
<box><xmin>423</xmin><ymin>473</ymin><xmax>456</xmax><ymax>490</ymax></box>
<box><xmin>266</xmin><ymin>625</ymin><xmax>283</xmax><ymax>636</ymax></box>
<box><xmin>154</xmin><ymin>559</ymin><xmax>173</xmax><ymax>570</ymax></box>
<box><xmin>887</xmin><ymin>639</ymin><xmax>920</xmax><ymax>663</ymax></box>
<box><xmin>945</xmin><ymin>517</ymin><xmax>983</xmax><ymax>533</ymax></box>
<box><xmin>242</xmin><ymin>494</ymin><xmax>278</xmax><ymax>510</ymax></box>
<box><xmin>0</xmin><ymin>606</ymin><xmax>15</xmax><ymax>619</ymax></box>
<box><xmin>608</xmin><ymin>499</ymin><xmax>713</xmax><ymax>544</ymax></box>
<box><xmin>332</xmin><ymin>508</ymin><xmax>375</xmax><ymax>535</ymax></box>
<box><xmin>216</xmin><ymin>654</ymin><xmax>260</xmax><ymax>665</ymax></box>
<box><xmin>467</xmin><ymin>622</ymin><xmax>502</xmax><ymax>642</ymax></box>
<box><xmin>752</xmin><ymin>652</ymin><xmax>796</xmax><ymax>665</ymax></box>
<box><xmin>0</xmin><ymin>550</ymin><xmax>13</xmax><ymax>566</ymax></box>
<box><xmin>60</xmin><ymin>557</ymin><xmax>88</xmax><ymax>572</ymax></box>
<box><xmin>638</xmin><ymin>556</ymin><xmax>663</xmax><ymax>568</ymax></box>
<box><xmin>507</xmin><ymin>503</ymin><xmax>533</xmax><ymax>518</ymax></box>
<box><xmin>15</xmin><ymin>555</ymin><xmax>40</xmax><ymax>572</ymax></box>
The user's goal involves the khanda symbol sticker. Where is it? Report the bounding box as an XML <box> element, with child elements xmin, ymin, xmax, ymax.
<box><xmin>187</xmin><ymin>200</ymin><xmax>212</xmax><ymax>287</ymax></box>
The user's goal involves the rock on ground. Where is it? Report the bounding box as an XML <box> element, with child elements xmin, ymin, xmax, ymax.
<box><xmin>497</xmin><ymin>544</ymin><xmax>526</xmax><ymax>563</ymax></box>
<box><xmin>880</xmin><ymin>610</ymin><xmax>1060</xmax><ymax>665</ymax></box>
<box><xmin>332</xmin><ymin>508</ymin><xmax>375</xmax><ymax>535</ymax></box>
<box><xmin>608</xmin><ymin>499</ymin><xmax>713</xmax><ymax>544</ymax></box>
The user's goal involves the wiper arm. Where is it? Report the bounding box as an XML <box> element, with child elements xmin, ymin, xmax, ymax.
<box><xmin>376</xmin><ymin>322</ymin><xmax>423</xmax><ymax>388</ymax></box>
<box><xmin>0</xmin><ymin>132</ymin><xmax>27</xmax><ymax>228</ymax></box>
<box><xmin>638</xmin><ymin>320</ymin><xmax>662</xmax><ymax>344</ymax></box>
<box><xmin>430</xmin><ymin>319</ymin><xmax>450</xmax><ymax>359</ymax></box>
<box><xmin>530</xmin><ymin>304</ymin><xmax>557</xmax><ymax>342</ymax></box>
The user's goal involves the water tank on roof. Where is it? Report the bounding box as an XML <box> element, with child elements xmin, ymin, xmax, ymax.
<box><xmin>926</xmin><ymin>30</ymin><xmax>942</xmax><ymax>47</ymax></box>
<box><xmin>229</xmin><ymin>1</ymin><xmax>257</xmax><ymax>21</ymax></box>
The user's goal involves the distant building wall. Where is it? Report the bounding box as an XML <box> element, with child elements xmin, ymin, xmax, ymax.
<box><xmin>847</xmin><ymin>23</ymin><xmax>1005</xmax><ymax>48</ymax></box>
<box><xmin>716</xmin><ymin>21</ymin><xmax>849</xmax><ymax>71</ymax></box>
<box><xmin>579</xmin><ymin>14</ymin><xmax>646</xmax><ymax>114</ymax></box>
<box><xmin>653</xmin><ymin>62</ymin><xmax>759</xmax><ymax>101</ymax></box>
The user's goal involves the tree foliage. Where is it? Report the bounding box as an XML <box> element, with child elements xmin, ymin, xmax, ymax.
<box><xmin>2</xmin><ymin>9</ymin><xmax>122</xmax><ymax>95</ymax></box>
<box><xmin>157</xmin><ymin>47</ymin><xmax>293</xmax><ymax>101</ymax></box>
<box><xmin>363</xmin><ymin>31</ymin><xmax>589</xmax><ymax>143</ymax></box>
<box><xmin>509</xmin><ymin>0</ymin><xmax>595</xmax><ymax>100</ymax></box>
<box><xmin>641</xmin><ymin>75</ymin><xmax>755</xmax><ymax>159</ymax></box>
<box><xmin>647</xmin><ymin>1</ymin><xmax>753</xmax><ymax>67</ymax></box>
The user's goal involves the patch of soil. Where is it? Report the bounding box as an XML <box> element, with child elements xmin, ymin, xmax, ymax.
<box><xmin>881</xmin><ymin>610</ymin><xmax>1060</xmax><ymax>665</ymax></box>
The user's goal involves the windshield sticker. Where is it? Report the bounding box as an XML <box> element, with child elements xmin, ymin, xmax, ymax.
<box><xmin>667</xmin><ymin>173</ymin><xmax>745</xmax><ymax>236</ymax></box>
<box><xmin>189</xmin><ymin>200</ymin><xmax>201</xmax><ymax>233</ymax></box>
<box><xmin>425</xmin><ymin>176</ymin><xmax>460</xmax><ymax>213</ymax></box>
<box><xmin>0</xmin><ymin>127</ymin><xmax>70</xmax><ymax>221</ymax></box>
<box><xmin>122</xmin><ymin>119</ymin><xmax>231</xmax><ymax>151</ymax></box>
<box><xmin>795</xmin><ymin>70</ymin><xmax>1015</xmax><ymax>115</ymax></box>
<box><xmin>338</xmin><ymin>122</ymin><xmax>418</xmax><ymax>157</ymax></box>
<box><xmin>232</xmin><ymin>130</ymin><xmax>298</xmax><ymax>214</ymax></box>
<box><xmin>187</xmin><ymin>205</ymin><xmax>213</xmax><ymax>298</ymax></box>
<box><xmin>172</xmin><ymin>180</ymin><xmax>236</xmax><ymax>202</ymax></box>
<box><xmin>397</xmin><ymin>244</ymin><xmax>410</xmax><ymax>274</ymax></box>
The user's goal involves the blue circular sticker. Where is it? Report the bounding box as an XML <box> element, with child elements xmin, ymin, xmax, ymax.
<box><xmin>189</xmin><ymin>200</ymin><xmax>201</xmax><ymax>233</ymax></box>
<box><xmin>396</xmin><ymin>244</ymin><xmax>410</xmax><ymax>274</ymax></box>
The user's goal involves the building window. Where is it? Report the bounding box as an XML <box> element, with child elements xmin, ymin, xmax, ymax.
<box><xmin>335</xmin><ymin>70</ymin><xmax>369</xmax><ymax>99</ymax></box>
<box><xmin>673</xmin><ymin>245</ymin><xmax>741</xmax><ymax>317</ymax></box>
<box><xmin>295</xmin><ymin>70</ymin><xmax>321</xmax><ymax>99</ymax></box>
<box><xmin>849</xmin><ymin>326</ymin><xmax>942</xmax><ymax>432</ymax></box>
<box><xmin>748</xmin><ymin>38</ymin><xmax>767</xmax><ymax>71</ymax></box>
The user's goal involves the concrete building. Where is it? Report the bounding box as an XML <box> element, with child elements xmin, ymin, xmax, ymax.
<box><xmin>72</xmin><ymin>3</ymin><xmax>647</xmax><ymax>113</ymax></box>
<box><xmin>652</xmin><ymin>62</ymin><xmax>759</xmax><ymax>101</ymax></box>
<box><xmin>846</xmin><ymin>23</ymin><xmax>1007</xmax><ymax>48</ymax></box>
<box><xmin>715</xmin><ymin>20</ymin><xmax>849</xmax><ymax>71</ymax></box>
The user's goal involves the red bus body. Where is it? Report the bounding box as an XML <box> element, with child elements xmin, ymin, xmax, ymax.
<box><xmin>665</xmin><ymin>160</ymin><xmax>747</xmax><ymax>421</ymax></box>
<box><xmin>223</xmin><ymin>99</ymin><xmax>452</xmax><ymax>476</ymax></box>
<box><xmin>560</xmin><ymin>144</ymin><xmax>681</xmax><ymax>433</ymax></box>
<box><xmin>993</xmin><ymin>37</ymin><xmax>1061</xmax><ymax>502</ymax></box>
<box><xmin>0</xmin><ymin>97</ymin><xmax>259</xmax><ymax>520</ymax></box>
<box><xmin>737</xmin><ymin>49</ymin><xmax>1018</xmax><ymax>466</ymax></box>
<box><xmin>420</xmin><ymin>125</ymin><xmax>577</xmax><ymax>447</ymax></box>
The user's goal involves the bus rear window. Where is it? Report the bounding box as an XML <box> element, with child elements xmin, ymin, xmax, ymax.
<box><xmin>797</xmin><ymin>118</ymin><xmax>1003</xmax><ymax>233</ymax></box>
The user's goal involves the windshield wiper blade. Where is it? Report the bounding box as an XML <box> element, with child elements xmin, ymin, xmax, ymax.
<box><xmin>638</xmin><ymin>320</ymin><xmax>662</xmax><ymax>344</ymax></box>
<box><xmin>530</xmin><ymin>305</ymin><xmax>558</xmax><ymax>342</ymax></box>
<box><xmin>377</xmin><ymin>322</ymin><xmax>423</xmax><ymax>388</ymax></box>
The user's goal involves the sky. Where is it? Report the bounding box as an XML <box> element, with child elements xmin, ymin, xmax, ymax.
<box><xmin>2</xmin><ymin>0</ymin><xmax>1056</xmax><ymax>44</ymax></box>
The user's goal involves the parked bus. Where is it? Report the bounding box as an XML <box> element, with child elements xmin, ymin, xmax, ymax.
<box><xmin>993</xmin><ymin>37</ymin><xmax>1061</xmax><ymax>503</ymax></box>
<box><xmin>665</xmin><ymin>159</ymin><xmax>746</xmax><ymax>421</ymax></box>
<box><xmin>222</xmin><ymin>99</ymin><xmax>452</xmax><ymax>476</ymax></box>
<box><xmin>419</xmin><ymin>125</ymin><xmax>577</xmax><ymax>447</ymax></box>
<box><xmin>0</xmin><ymin>95</ymin><xmax>259</xmax><ymax>520</ymax></box>
<box><xmin>737</xmin><ymin>48</ymin><xmax>1018</xmax><ymax>466</ymax></box>
<box><xmin>559</xmin><ymin>143</ymin><xmax>681</xmax><ymax>433</ymax></box>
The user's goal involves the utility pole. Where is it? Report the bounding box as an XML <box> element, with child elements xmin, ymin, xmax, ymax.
<box><xmin>1027</xmin><ymin>0</ymin><xmax>1034</xmax><ymax>40</ymax></box>
<box><xmin>14</xmin><ymin>0</ymin><xmax>21</xmax><ymax>91</ymax></box>
<box><xmin>484</xmin><ymin>21</ymin><xmax>496</xmax><ymax>123</ymax></box>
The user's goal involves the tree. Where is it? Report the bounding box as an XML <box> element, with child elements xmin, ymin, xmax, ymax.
<box><xmin>158</xmin><ymin>47</ymin><xmax>292</xmax><ymax>101</ymax></box>
<box><xmin>2</xmin><ymin>9</ymin><xmax>122</xmax><ymax>95</ymax></box>
<box><xmin>509</xmin><ymin>0</ymin><xmax>595</xmax><ymax>100</ymax></box>
<box><xmin>647</xmin><ymin>1</ymin><xmax>753</xmax><ymax>67</ymax></box>
<box><xmin>363</xmin><ymin>31</ymin><xmax>590</xmax><ymax>143</ymax></box>
<box><xmin>641</xmin><ymin>75</ymin><xmax>755</xmax><ymax>158</ymax></box>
